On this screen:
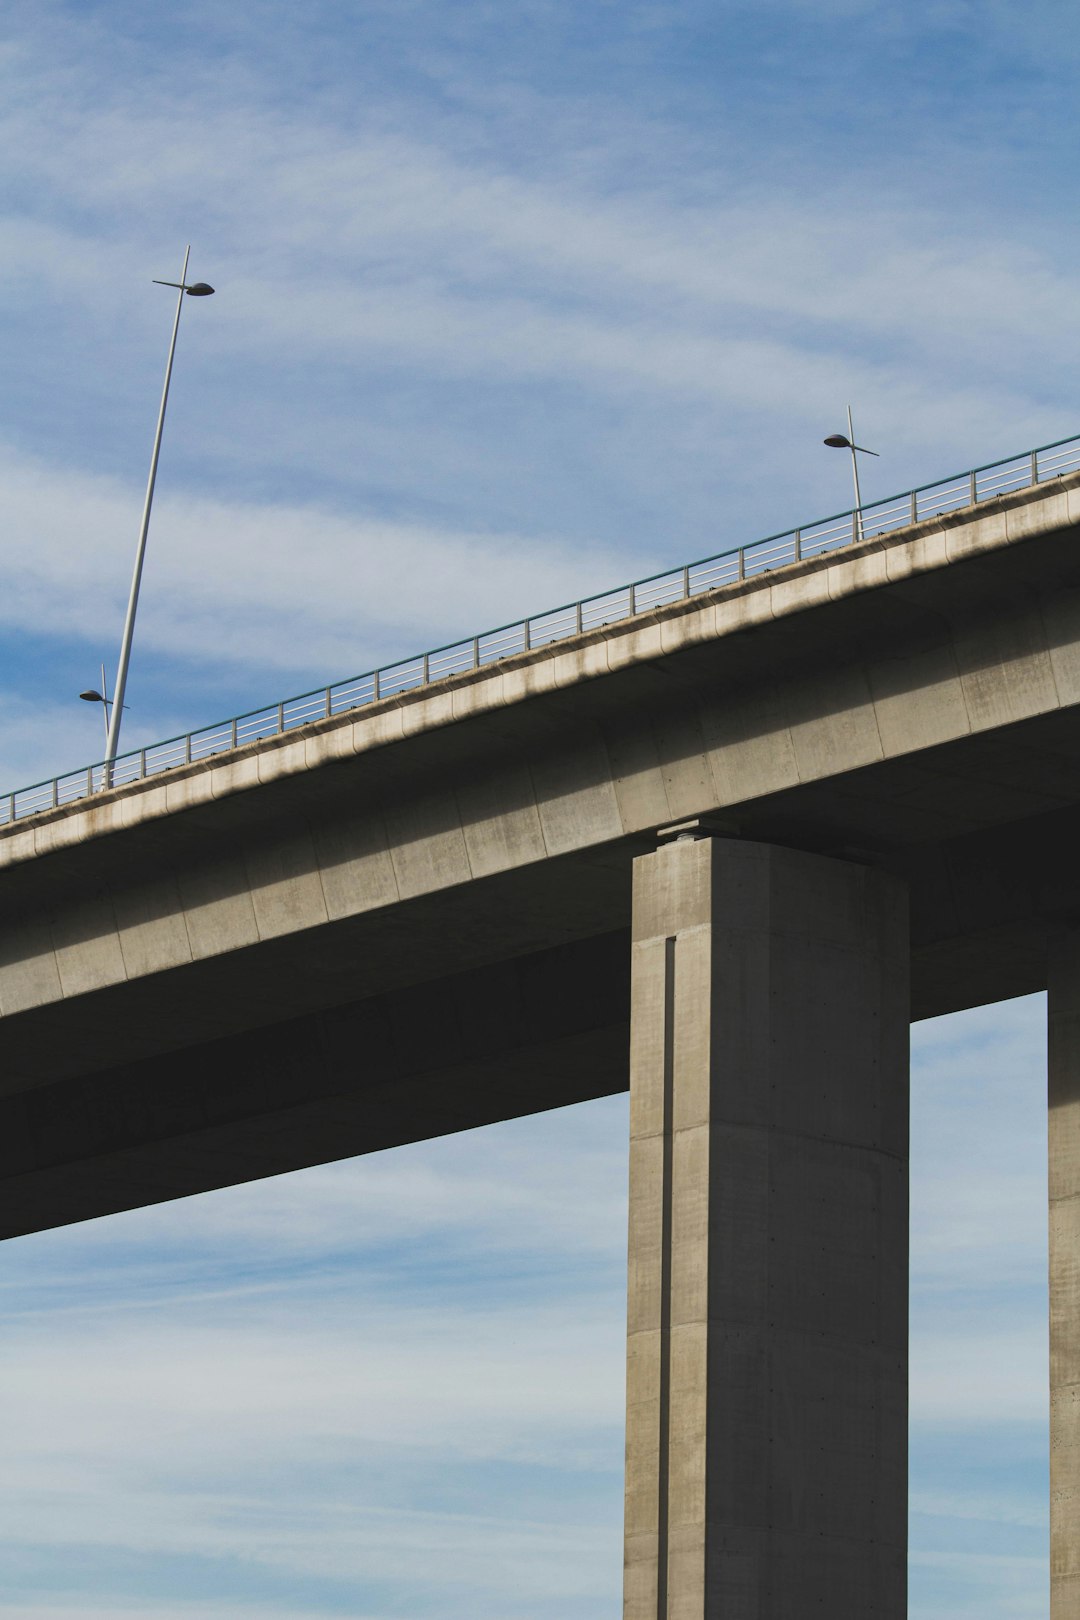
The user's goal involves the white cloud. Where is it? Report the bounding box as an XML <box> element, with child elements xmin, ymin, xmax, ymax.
<box><xmin>911</xmin><ymin>1485</ymin><xmax>1047</xmax><ymax>1532</ymax></box>
<box><xmin>0</xmin><ymin>1611</ymin><xmax>389</xmax><ymax>1620</ymax></box>
<box><xmin>1</xmin><ymin>13</ymin><xmax>1076</xmax><ymax>469</ymax></box>
<box><xmin>910</xmin><ymin>1321</ymin><xmax>1047</xmax><ymax>1426</ymax></box>
<box><xmin>0</xmin><ymin>6</ymin><xmax>1067</xmax><ymax>1614</ymax></box>
<box><xmin>1</xmin><ymin>1299</ymin><xmax>624</xmax><ymax>1469</ymax></box>
<box><xmin>38</xmin><ymin>1127</ymin><xmax>627</xmax><ymax>1267</ymax></box>
<box><xmin>910</xmin><ymin>1550</ymin><xmax>1048</xmax><ymax>1620</ymax></box>
<box><xmin>0</xmin><ymin>693</ymin><xmax>115</xmax><ymax>796</ymax></box>
<box><xmin>0</xmin><ymin>1004</ymin><xmax>1054</xmax><ymax>1617</ymax></box>
<box><xmin>0</xmin><ymin>441</ymin><xmax>634</xmax><ymax>687</ymax></box>
<box><xmin>908</xmin><ymin>998</ymin><xmax>1048</xmax><ymax>1431</ymax></box>
<box><xmin>911</xmin><ymin>995</ymin><xmax>1047</xmax><ymax>1287</ymax></box>
<box><xmin>2</xmin><ymin>0</ymin><xmax>1077</xmax><ymax>827</ymax></box>
<box><xmin>0</xmin><ymin>1110</ymin><xmax>627</xmax><ymax>1614</ymax></box>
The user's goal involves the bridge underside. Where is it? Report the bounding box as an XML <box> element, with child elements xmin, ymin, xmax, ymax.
<box><xmin>1</xmin><ymin>730</ymin><xmax>1078</xmax><ymax>1240</ymax></box>
<box><xmin>5</xmin><ymin>487</ymin><xmax>1080</xmax><ymax>1238</ymax></box>
<box><xmin>0</xmin><ymin>931</ymin><xmax>631</xmax><ymax>1238</ymax></box>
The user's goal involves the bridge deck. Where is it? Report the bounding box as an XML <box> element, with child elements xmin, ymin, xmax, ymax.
<box><xmin>3</xmin><ymin>472</ymin><xmax>1080</xmax><ymax>1234</ymax></box>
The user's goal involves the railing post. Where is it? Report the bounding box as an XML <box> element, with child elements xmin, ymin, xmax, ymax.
<box><xmin>738</xmin><ymin>547</ymin><xmax>745</xmax><ymax>581</ymax></box>
<box><xmin>1032</xmin><ymin>450</ymin><xmax>1039</xmax><ymax>486</ymax></box>
<box><xmin>576</xmin><ymin>601</ymin><xmax>583</xmax><ymax>634</ymax></box>
<box><xmin>524</xmin><ymin>619</ymin><xmax>531</xmax><ymax>651</ymax></box>
<box><xmin>325</xmin><ymin>686</ymin><xmax>332</xmax><ymax>718</ymax></box>
<box><xmin>682</xmin><ymin>564</ymin><xmax>690</xmax><ymax>598</ymax></box>
<box><xmin>794</xmin><ymin>529</ymin><xmax>802</xmax><ymax>562</ymax></box>
<box><xmin>630</xmin><ymin>583</ymin><xmax>637</xmax><ymax>615</ymax></box>
<box><xmin>423</xmin><ymin>651</ymin><xmax>431</xmax><ymax>681</ymax></box>
<box><xmin>970</xmin><ymin>470</ymin><xmax>977</xmax><ymax>505</ymax></box>
<box><xmin>6</xmin><ymin>792</ymin><xmax>14</xmax><ymax>824</ymax></box>
<box><xmin>373</xmin><ymin>669</ymin><xmax>380</xmax><ymax>701</ymax></box>
<box><xmin>231</xmin><ymin>717</ymin><xmax>238</xmax><ymax>748</ymax></box>
<box><xmin>276</xmin><ymin>702</ymin><xmax>284</xmax><ymax>735</ymax></box>
<box><xmin>139</xmin><ymin>748</ymin><xmax>147</xmax><ymax>779</ymax></box>
<box><xmin>185</xmin><ymin>732</ymin><xmax>193</xmax><ymax>764</ymax></box>
<box><xmin>910</xmin><ymin>491</ymin><xmax>918</xmax><ymax>524</ymax></box>
<box><xmin>86</xmin><ymin>766</ymin><xmax>93</xmax><ymax>799</ymax></box>
<box><xmin>51</xmin><ymin>777</ymin><xmax>59</xmax><ymax>809</ymax></box>
<box><xmin>472</xmin><ymin>636</ymin><xmax>480</xmax><ymax>669</ymax></box>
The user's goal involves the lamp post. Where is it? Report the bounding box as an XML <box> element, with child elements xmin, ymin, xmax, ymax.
<box><xmin>79</xmin><ymin>664</ymin><xmax>113</xmax><ymax>740</ymax></box>
<box><xmin>824</xmin><ymin>405</ymin><xmax>878</xmax><ymax>542</ymax></box>
<box><xmin>103</xmin><ymin>246</ymin><xmax>214</xmax><ymax>784</ymax></box>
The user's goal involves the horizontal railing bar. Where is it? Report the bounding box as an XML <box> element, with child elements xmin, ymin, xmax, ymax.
<box><xmin>6</xmin><ymin>427</ymin><xmax>1080</xmax><ymax>823</ymax></box>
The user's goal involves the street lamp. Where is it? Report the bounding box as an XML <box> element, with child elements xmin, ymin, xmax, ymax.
<box><xmin>79</xmin><ymin>664</ymin><xmax>111</xmax><ymax>740</ymax></box>
<box><xmin>79</xmin><ymin>663</ymin><xmax>127</xmax><ymax>742</ymax></box>
<box><xmin>103</xmin><ymin>246</ymin><xmax>215</xmax><ymax>784</ymax></box>
<box><xmin>824</xmin><ymin>405</ymin><xmax>878</xmax><ymax>542</ymax></box>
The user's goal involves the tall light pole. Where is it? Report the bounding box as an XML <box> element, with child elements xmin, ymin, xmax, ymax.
<box><xmin>824</xmin><ymin>405</ymin><xmax>878</xmax><ymax>542</ymax></box>
<box><xmin>103</xmin><ymin>246</ymin><xmax>214</xmax><ymax>784</ymax></box>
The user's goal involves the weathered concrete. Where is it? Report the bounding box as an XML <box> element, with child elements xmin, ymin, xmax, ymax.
<box><xmin>2</xmin><ymin>471</ymin><xmax>1080</xmax><ymax>1232</ymax></box>
<box><xmin>0</xmin><ymin>932</ymin><xmax>629</xmax><ymax>1239</ymax></box>
<box><xmin>625</xmin><ymin>836</ymin><xmax>908</xmax><ymax>1618</ymax></box>
<box><xmin>1049</xmin><ymin>931</ymin><xmax>1080</xmax><ymax>1619</ymax></box>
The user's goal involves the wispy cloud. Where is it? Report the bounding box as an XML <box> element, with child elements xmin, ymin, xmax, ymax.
<box><xmin>3</xmin><ymin>0</ymin><xmax>1078</xmax><ymax>806</ymax></box>
<box><xmin>3</xmin><ymin>994</ymin><xmax>1053</xmax><ymax>1616</ymax></box>
<box><xmin>0</xmin><ymin>3</ymin><xmax>1066</xmax><ymax>1615</ymax></box>
<box><xmin>0</xmin><ymin>445</ymin><xmax>633</xmax><ymax>678</ymax></box>
<box><xmin>1</xmin><ymin>1107</ymin><xmax>626</xmax><ymax>1617</ymax></box>
<box><xmin>911</xmin><ymin>994</ymin><xmax>1046</xmax><ymax>1287</ymax></box>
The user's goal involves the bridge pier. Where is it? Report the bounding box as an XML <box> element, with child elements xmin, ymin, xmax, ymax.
<box><xmin>1049</xmin><ymin>933</ymin><xmax>1080</xmax><ymax>1619</ymax></box>
<box><xmin>624</xmin><ymin>835</ymin><xmax>909</xmax><ymax>1618</ymax></box>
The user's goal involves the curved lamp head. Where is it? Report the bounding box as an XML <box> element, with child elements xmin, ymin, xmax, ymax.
<box><xmin>824</xmin><ymin>432</ymin><xmax>879</xmax><ymax>457</ymax></box>
<box><xmin>79</xmin><ymin>689</ymin><xmax>104</xmax><ymax>704</ymax></box>
<box><xmin>152</xmin><ymin>278</ymin><xmax>216</xmax><ymax>295</ymax></box>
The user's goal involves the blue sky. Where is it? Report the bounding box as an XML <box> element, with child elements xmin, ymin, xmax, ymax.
<box><xmin>0</xmin><ymin>0</ymin><xmax>1069</xmax><ymax>1613</ymax></box>
<box><xmin>0</xmin><ymin>1000</ymin><xmax>1050</xmax><ymax>1619</ymax></box>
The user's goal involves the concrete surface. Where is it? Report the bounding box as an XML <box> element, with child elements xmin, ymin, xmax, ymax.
<box><xmin>3</xmin><ymin>478</ymin><xmax>1080</xmax><ymax>1231</ymax></box>
<box><xmin>1049</xmin><ymin>932</ymin><xmax>1080</xmax><ymax>1620</ymax></box>
<box><xmin>624</xmin><ymin>835</ymin><xmax>908</xmax><ymax>1619</ymax></box>
<box><xmin>0</xmin><ymin>931</ymin><xmax>629</xmax><ymax>1239</ymax></box>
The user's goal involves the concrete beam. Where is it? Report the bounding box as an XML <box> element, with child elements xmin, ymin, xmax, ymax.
<box><xmin>5</xmin><ymin>488</ymin><xmax>1080</xmax><ymax>1081</ymax></box>
<box><xmin>5</xmin><ymin>477</ymin><xmax>1080</xmax><ymax>1242</ymax></box>
<box><xmin>624</xmin><ymin>837</ymin><xmax>908</xmax><ymax>1618</ymax></box>
<box><xmin>0</xmin><ymin>932</ymin><xmax>629</xmax><ymax>1239</ymax></box>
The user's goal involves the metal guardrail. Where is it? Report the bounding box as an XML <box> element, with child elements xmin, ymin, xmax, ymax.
<box><xmin>5</xmin><ymin>430</ymin><xmax>1080</xmax><ymax>828</ymax></box>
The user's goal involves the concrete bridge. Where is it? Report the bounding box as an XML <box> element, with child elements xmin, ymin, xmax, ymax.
<box><xmin>4</xmin><ymin>472</ymin><xmax>1080</xmax><ymax>1616</ymax></box>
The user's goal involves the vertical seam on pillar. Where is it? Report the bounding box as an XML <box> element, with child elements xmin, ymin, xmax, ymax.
<box><xmin>657</xmin><ymin>935</ymin><xmax>676</xmax><ymax>1620</ymax></box>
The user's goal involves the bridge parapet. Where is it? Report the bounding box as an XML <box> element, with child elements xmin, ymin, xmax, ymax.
<box><xmin>3</xmin><ymin>470</ymin><xmax>1079</xmax><ymax>872</ymax></box>
<box><xmin>4</xmin><ymin>434</ymin><xmax>1080</xmax><ymax>829</ymax></box>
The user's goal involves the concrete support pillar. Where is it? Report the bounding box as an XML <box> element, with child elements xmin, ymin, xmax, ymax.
<box><xmin>624</xmin><ymin>835</ymin><xmax>909</xmax><ymax>1619</ymax></box>
<box><xmin>1049</xmin><ymin>932</ymin><xmax>1080</xmax><ymax>1618</ymax></box>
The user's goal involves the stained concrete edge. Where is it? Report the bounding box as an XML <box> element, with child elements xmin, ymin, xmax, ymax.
<box><xmin>5</xmin><ymin>471</ymin><xmax>1077</xmax><ymax>868</ymax></box>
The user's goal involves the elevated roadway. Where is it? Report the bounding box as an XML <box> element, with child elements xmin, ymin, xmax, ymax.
<box><xmin>5</xmin><ymin>471</ymin><xmax>1080</xmax><ymax>1616</ymax></box>
<box><xmin>3</xmin><ymin>473</ymin><xmax>1079</xmax><ymax>1230</ymax></box>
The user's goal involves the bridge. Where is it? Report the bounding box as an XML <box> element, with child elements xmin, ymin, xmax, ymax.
<box><xmin>3</xmin><ymin>446</ymin><xmax>1080</xmax><ymax>1617</ymax></box>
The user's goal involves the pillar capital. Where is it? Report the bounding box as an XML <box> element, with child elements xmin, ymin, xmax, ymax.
<box><xmin>654</xmin><ymin>815</ymin><xmax>739</xmax><ymax>845</ymax></box>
